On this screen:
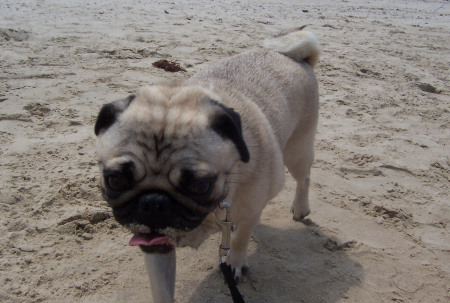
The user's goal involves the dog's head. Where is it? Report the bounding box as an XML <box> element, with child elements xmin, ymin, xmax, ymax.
<box><xmin>94</xmin><ymin>85</ymin><xmax>249</xmax><ymax>253</ymax></box>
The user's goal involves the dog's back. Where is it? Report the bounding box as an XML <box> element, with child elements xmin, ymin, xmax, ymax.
<box><xmin>189</xmin><ymin>29</ymin><xmax>320</xmax><ymax>149</ymax></box>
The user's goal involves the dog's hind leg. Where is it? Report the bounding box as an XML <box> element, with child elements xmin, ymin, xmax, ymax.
<box><xmin>284</xmin><ymin>127</ymin><xmax>316</xmax><ymax>221</ymax></box>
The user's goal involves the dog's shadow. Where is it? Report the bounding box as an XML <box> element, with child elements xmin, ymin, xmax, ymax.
<box><xmin>187</xmin><ymin>220</ymin><xmax>363</xmax><ymax>303</ymax></box>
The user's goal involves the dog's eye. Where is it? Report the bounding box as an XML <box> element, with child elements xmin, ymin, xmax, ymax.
<box><xmin>178</xmin><ymin>169</ymin><xmax>216</xmax><ymax>197</ymax></box>
<box><xmin>105</xmin><ymin>174</ymin><xmax>130</xmax><ymax>192</ymax></box>
<box><xmin>186</xmin><ymin>180</ymin><xmax>212</xmax><ymax>196</ymax></box>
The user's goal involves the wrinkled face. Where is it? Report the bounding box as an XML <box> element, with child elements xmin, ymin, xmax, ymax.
<box><xmin>95</xmin><ymin>85</ymin><xmax>249</xmax><ymax>253</ymax></box>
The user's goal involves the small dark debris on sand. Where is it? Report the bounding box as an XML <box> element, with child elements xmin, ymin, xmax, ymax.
<box><xmin>0</xmin><ymin>28</ymin><xmax>29</xmax><ymax>41</ymax></box>
<box><xmin>324</xmin><ymin>239</ymin><xmax>357</xmax><ymax>252</ymax></box>
<box><xmin>152</xmin><ymin>59</ymin><xmax>186</xmax><ymax>72</ymax></box>
<box><xmin>417</xmin><ymin>83</ymin><xmax>441</xmax><ymax>94</ymax></box>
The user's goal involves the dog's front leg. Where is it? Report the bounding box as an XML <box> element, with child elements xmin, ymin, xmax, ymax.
<box><xmin>143</xmin><ymin>249</ymin><xmax>176</xmax><ymax>303</ymax></box>
<box><xmin>229</xmin><ymin>214</ymin><xmax>260</xmax><ymax>282</ymax></box>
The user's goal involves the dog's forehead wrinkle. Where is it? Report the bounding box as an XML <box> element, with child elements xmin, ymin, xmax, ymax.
<box><xmin>123</xmin><ymin>103</ymin><xmax>209</xmax><ymax>142</ymax></box>
<box><xmin>125</xmin><ymin>121</ymin><xmax>221</xmax><ymax>168</ymax></box>
<box><xmin>102</xmin><ymin>128</ymin><xmax>232</xmax><ymax>180</ymax></box>
<box><xmin>129</xmin><ymin>84</ymin><xmax>217</xmax><ymax>136</ymax></box>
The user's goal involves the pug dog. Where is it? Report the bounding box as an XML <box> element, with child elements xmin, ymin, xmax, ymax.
<box><xmin>95</xmin><ymin>28</ymin><xmax>320</xmax><ymax>303</ymax></box>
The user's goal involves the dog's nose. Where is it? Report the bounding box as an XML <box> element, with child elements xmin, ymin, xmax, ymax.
<box><xmin>138</xmin><ymin>193</ymin><xmax>172</xmax><ymax>216</ymax></box>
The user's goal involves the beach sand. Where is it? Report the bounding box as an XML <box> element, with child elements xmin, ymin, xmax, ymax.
<box><xmin>0</xmin><ymin>0</ymin><xmax>449</xmax><ymax>302</ymax></box>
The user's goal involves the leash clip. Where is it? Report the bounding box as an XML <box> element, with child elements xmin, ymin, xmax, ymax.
<box><xmin>215</xmin><ymin>201</ymin><xmax>236</xmax><ymax>264</ymax></box>
<box><xmin>215</xmin><ymin>202</ymin><xmax>246</xmax><ymax>303</ymax></box>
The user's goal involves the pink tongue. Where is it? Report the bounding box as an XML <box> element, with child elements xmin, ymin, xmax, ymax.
<box><xmin>129</xmin><ymin>233</ymin><xmax>175</xmax><ymax>247</ymax></box>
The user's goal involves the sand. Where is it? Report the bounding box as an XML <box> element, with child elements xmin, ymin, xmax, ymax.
<box><xmin>0</xmin><ymin>0</ymin><xmax>449</xmax><ymax>302</ymax></box>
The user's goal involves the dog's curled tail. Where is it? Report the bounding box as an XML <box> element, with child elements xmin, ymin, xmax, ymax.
<box><xmin>263</xmin><ymin>28</ymin><xmax>320</xmax><ymax>68</ymax></box>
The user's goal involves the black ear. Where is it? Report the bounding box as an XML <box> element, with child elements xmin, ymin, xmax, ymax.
<box><xmin>210</xmin><ymin>103</ymin><xmax>250</xmax><ymax>163</ymax></box>
<box><xmin>94</xmin><ymin>95</ymin><xmax>136</xmax><ymax>136</ymax></box>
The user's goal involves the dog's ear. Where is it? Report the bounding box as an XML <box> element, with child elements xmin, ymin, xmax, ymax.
<box><xmin>94</xmin><ymin>95</ymin><xmax>136</xmax><ymax>136</ymax></box>
<box><xmin>210</xmin><ymin>102</ymin><xmax>250</xmax><ymax>163</ymax></box>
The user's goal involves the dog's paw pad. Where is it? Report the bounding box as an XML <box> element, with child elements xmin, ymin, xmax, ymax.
<box><xmin>232</xmin><ymin>265</ymin><xmax>249</xmax><ymax>283</ymax></box>
<box><xmin>233</xmin><ymin>267</ymin><xmax>242</xmax><ymax>283</ymax></box>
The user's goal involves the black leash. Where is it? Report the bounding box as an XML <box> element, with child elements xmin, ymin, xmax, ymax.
<box><xmin>220</xmin><ymin>262</ymin><xmax>245</xmax><ymax>303</ymax></box>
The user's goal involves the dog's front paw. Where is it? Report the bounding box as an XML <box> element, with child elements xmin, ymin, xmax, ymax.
<box><xmin>230</xmin><ymin>250</ymin><xmax>249</xmax><ymax>282</ymax></box>
<box><xmin>232</xmin><ymin>264</ymin><xmax>249</xmax><ymax>283</ymax></box>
